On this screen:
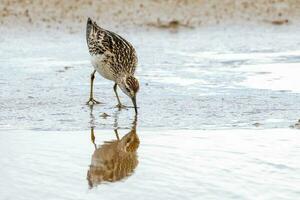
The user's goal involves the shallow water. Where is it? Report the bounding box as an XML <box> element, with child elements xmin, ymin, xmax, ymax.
<box><xmin>1</xmin><ymin>25</ymin><xmax>300</xmax><ymax>130</ymax></box>
<box><xmin>0</xmin><ymin>128</ymin><xmax>299</xmax><ymax>200</ymax></box>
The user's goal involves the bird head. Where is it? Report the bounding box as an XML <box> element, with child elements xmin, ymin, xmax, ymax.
<box><xmin>118</xmin><ymin>75</ymin><xmax>139</xmax><ymax>114</ymax></box>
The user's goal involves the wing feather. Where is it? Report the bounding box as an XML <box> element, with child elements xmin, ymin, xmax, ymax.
<box><xmin>86</xmin><ymin>18</ymin><xmax>138</xmax><ymax>75</ymax></box>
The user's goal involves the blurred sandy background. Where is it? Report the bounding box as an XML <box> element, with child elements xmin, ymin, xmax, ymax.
<box><xmin>1</xmin><ymin>0</ymin><xmax>300</xmax><ymax>32</ymax></box>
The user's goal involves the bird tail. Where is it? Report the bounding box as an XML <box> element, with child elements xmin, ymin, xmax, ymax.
<box><xmin>86</xmin><ymin>17</ymin><xmax>94</xmax><ymax>44</ymax></box>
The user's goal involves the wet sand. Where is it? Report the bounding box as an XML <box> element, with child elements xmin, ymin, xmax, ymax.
<box><xmin>1</xmin><ymin>26</ymin><xmax>300</xmax><ymax>130</ymax></box>
<box><xmin>0</xmin><ymin>128</ymin><xmax>299</xmax><ymax>200</ymax></box>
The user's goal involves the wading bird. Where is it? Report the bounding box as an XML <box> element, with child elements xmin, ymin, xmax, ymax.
<box><xmin>86</xmin><ymin>18</ymin><xmax>139</xmax><ymax>114</ymax></box>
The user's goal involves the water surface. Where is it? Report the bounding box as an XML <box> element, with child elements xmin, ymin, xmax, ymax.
<box><xmin>0</xmin><ymin>128</ymin><xmax>299</xmax><ymax>200</ymax></box>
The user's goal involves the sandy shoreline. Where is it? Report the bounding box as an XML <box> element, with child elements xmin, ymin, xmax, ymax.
<box><xmin>1</xmin><ymin>0</ymin><xmax>300</xmax><ymax>32</ymax></box>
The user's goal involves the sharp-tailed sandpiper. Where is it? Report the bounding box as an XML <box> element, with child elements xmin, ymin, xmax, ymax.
<box><xmin>86</xmin><ymin>18</ymin><xmax>139</xmax><ymax>114</ymax></box>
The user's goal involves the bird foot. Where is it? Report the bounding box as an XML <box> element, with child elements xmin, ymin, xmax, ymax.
<box><xmin>86</xmin><ymin>98</ymin><xmax>101</xmax><ymax>105</ymax></box>
<box><xmin>116</xmin><ymin>104</ymin><xmax>127</xmax><ymax>109</ymax></box>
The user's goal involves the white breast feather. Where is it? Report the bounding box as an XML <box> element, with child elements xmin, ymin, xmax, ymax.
<box><xmin>91</xmin><ymin>54</ymin><xmax>115</xmax><ymax>81</ymax></box>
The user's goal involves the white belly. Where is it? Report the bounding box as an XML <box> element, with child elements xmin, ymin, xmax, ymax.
<box><xmin>91</xmin><ymin>55</ymin><xmax>115</xmax><ymax>81</ymax></box>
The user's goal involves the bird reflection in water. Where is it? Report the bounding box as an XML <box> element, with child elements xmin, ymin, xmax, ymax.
<box><xmin>87</xmin><ymin>115</ymin><xmax>139</xmax><ymax>188</ymax></box>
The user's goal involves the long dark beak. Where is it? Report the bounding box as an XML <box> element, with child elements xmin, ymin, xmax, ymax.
<box><xmin>131</xmin><ymin>96</ymin><xmax>138</xmax><ymax>114</ymax></box>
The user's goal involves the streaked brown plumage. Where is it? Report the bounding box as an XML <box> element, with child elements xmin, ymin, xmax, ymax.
<box><xmin>86</xmin><ymin>17</ymin><xmax>139</xmax><ymax>113</ymax></box>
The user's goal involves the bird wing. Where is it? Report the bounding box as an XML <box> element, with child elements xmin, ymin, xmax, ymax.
<box><xmin>86</xmin><ymin>18</ymin><xmax>138</xmax><ymax>75</ymax></box>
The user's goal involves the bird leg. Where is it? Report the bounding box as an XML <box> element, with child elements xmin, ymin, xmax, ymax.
<box><xmin>91</xmin><ymin>127</ymin><xmax>97</xmax><ymax>150</ymax></box>
<box><xmin>113</xmin><ymin>83</ymin><xmax>126</xmax><ymax>109</ymax></box>
<box><xmin>114</xmin><ymin>129</ymin><xmax>120</xmax><ymax>140</ymax></box>
<box><xmin>86</xmin><ymin>70</ymin><xmax>101</xmax><ymax>105</ymax></box>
